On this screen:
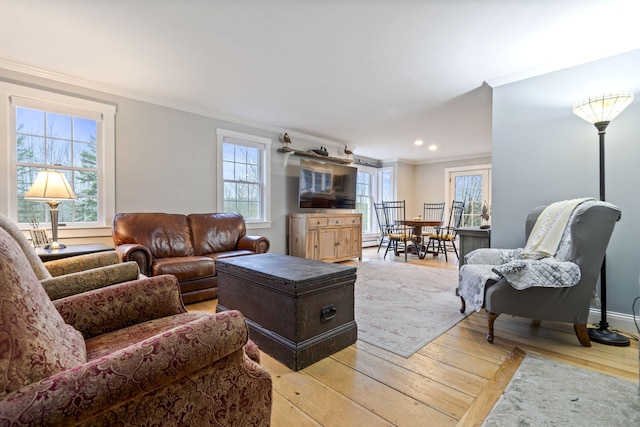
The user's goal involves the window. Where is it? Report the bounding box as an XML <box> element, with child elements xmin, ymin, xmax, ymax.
<box><xmin>216</xmin><ymin>129</ymin><xmax>271</xmax><ymax>228</ymax></box>
<box><xmin>357</xmin><ymin>165</ymin><xmax>393</xmax><ymax>245</ymax></box>
<box><xmin>0</xmin><ymin>82</ymin><xmax>115</xmax><ymax>227</ymax></box>
<box><xmin>379</xmin><ymin>167</ymin><xmax>394</xmax><ymax>202</ymax></box>
<box><xmin>356</xmin><ymin>171</ymin><xmax>373</xmax><ymax>233</ymax></box>
<box><xmin>445</xmin><ymin>164</ymin><xmax>491</xmax><ymax>227</ymax></box>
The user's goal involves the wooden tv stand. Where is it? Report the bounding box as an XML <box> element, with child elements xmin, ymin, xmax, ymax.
<box><xmin>289</xmin><ymin>212</ymin><xmax>362</xmax><ymax>262</ymax></box>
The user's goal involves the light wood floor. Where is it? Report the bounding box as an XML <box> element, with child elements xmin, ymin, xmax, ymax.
<box><xmin>187</xmin><ymin>247</ymin><xmax>639</xmax><ymax>427</ymax></box>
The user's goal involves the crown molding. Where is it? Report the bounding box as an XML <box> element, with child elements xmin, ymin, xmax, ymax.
<box><xmin>380</xmin><ymin>151</ymin><xmax>491</xmax><ymax>166</ymax></box>
<box><xmin>415</xmin><ymin>151</ymin><xmax>492</xmax><ymax>165</ymax></box>
<box><xmin>0</xmin><ymin>57</ymin><xmax>344</xmax><ymax>149</ymax></box>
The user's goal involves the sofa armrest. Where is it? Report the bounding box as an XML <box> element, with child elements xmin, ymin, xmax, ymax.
<box><xmin>41</xmin><ymin>261</ymin><xmax>140</xmax><ymax>300</ymax></box>
<box><xmin>54</xmin><ymin>274</ymin><xmax>186</xmax><ymax>338</ymax></box>
<box><xmin>237</xmin><ymin>235</ymin><xmax>270</xmax><ymax>253</ymax></box>
<box><xmin>115</xmin><ymin>243</ymin><xmax>153</xmax><ymax>276</ymax></box>
<box><xmin>44</xmin><ymin>251</ymin><xmax>120</xmax><ymax>276</ymax></box>
<box><xmin>0</xmin><ymin>311</ymin><xmax>251</xmax><ymax>426</ymax></box>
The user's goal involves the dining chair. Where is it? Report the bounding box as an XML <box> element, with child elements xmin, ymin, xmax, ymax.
<box><xmin>427</xmin><ymin>200</ymin><xmax>465</xmax><ymax>261</ymax></box>
<box><xmin>373</xmin><ymin>202</ymin><xmax>389</xmax><ymax>253</ymax></box>
<box><xmin>383</xmin><ymin>200</ymin><xmax>414</xmax><ymax>261</ymax></box>
<box><xmin>422</xmin><ymin>202</ymin><xmax>445</xmax><ymax>237</ymax></box>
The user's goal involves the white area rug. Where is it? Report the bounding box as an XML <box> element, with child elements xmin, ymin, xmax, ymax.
<box><xmin>484</xmin><ymin>355</ymin><xmax>640</xmax><ymax>426</ymax></box>
<box><xmin>354</xmin><ymin>259</ymin><xmax>466</xmax><ymax>357</ymax></box>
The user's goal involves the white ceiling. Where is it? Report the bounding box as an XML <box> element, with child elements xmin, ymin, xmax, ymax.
<box><xmin>1</xmin><ymin>0</ymin><xmax>639</xmax><ymax>163</ymax></box>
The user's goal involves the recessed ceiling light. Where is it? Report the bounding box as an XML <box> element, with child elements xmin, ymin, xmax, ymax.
<box><xmin>428</xmin><ymin>144</ymin><xmax>437</xmax><ymax>151</ymax></box>
<box><xmin>414</xmin><ymin>140</ymin><xmax>423</xmax><ymax>146</ymax></box>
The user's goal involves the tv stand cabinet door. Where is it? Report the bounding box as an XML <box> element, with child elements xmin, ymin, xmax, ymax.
<box><xmin>317</xmin><ymin>228</ymin><xmax>338</xmax><ymax>261</ymax></box>
<box><xmin>335</xmin><ymin>227</ymin><xmax>353</xmax><ymax>260</ymax></box>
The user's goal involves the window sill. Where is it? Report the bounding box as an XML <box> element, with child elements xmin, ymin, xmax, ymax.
<box><xmin>246</xmin><ymin>220</ymin><xmax>272</xmax><ymax>231</ymax></box>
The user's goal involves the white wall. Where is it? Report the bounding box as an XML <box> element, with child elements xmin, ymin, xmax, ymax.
<box><xmin>492</xmin><ymin>48</ymin><xmax>640</xmax><ymax>316</ymax></box>
<box><xmin>395</xmin><ymin>161</ymin><xmax>416</xmax><ymax>216</ymax></box>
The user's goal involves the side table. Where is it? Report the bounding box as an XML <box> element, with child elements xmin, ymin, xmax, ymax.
<box><xmin>455</xmin><ymin>226</ymin><xmax>491</xmax><ymax>267</ymax></box>
<box><xmin>36</xmin><ymin>243</ymin><xmax>114</xmax><ymax>262</ymax></box>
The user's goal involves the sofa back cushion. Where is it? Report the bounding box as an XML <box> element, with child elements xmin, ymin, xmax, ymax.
<box><xmin>188</xmin><ymin>213</ymin><xmax>247</xmax><ymax>255</ymax></box>
<box><xmin>0</xmin><ymin>227</ymin><xmax>86</xmax><ymax>397</ymax></box>
<box><xmin>113</xmin><ymin>213</ymin><xmax>194</xmax><ymax>258</ymax></box>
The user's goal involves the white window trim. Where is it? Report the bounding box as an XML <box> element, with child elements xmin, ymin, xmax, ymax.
<box><xmin>216</xmin><ymin>128</ymin><xmax>271</xmax><ymax>229</ymax></box>
<box><xmin>444</xmin><ymin>163</ymin><xmax>492</xmax><ymax>218</ymax></box>
<box><xmin>378</xmin><ymin>165</ymin><xmax>396</xmax><ymax>202</ymax></box>
<box><xmin>355</xmin><ymin>164</ymin><xmax>379</xmax><ymax>241</ymax></box>
<box><xmin>0</xmin><ymin>81</ymin><xmax>115</xmax><ymax>231</ymax></box>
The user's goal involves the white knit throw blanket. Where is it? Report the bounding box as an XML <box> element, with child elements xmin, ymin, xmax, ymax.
<box><xmin>521</xmin><ymin>197</ymin><xmax>594</xmax><ymax>259</ymax></box>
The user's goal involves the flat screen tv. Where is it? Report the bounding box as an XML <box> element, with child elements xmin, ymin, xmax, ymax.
<box><xmin>298</xmin><ymin>158</ymin><xmax>357</xmax><ymax>209</ymax></box>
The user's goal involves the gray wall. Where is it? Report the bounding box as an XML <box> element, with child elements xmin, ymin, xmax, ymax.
<box><xmin>0</xmin><ymin>68</ymin><xmax>296</xmax><ymax>254</ymax></box>
<box><xmin>492</xmin><ymin>49</ymin><xmax>640</xmax><ymax>315</ymax></box>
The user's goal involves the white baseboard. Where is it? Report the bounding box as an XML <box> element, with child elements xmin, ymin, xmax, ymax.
<box><xmin>588</xmin><ymin>309</ymin><xmax>638</xmax><ymax>336</ymax></box>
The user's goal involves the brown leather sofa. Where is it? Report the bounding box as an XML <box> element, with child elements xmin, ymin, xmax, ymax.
<box><xmin>112</xmin><ymin>213</ymin><xmax>270</xmax><ymax>304</ymax></box>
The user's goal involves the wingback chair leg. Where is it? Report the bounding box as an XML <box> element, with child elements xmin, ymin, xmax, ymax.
<box><xmin>486</xmin><ymin>311</ymin><xmax>500</xmax><ymax>343</ymax></box>
<box><xmin>573</xmin><ymin>324</ymin><xmax>592</xmax><ymax>347</ymax></box>
<box><xmin>459</xmin><ymin>296</ymin><xmax>466</xmax><ymax>314</ymax></box>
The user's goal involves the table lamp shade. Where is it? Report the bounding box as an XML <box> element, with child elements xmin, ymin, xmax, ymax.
<box><xmin>572</xmin><ymin>93</ymin><xmax>634</xmax><ymax>124</ymax></box>
<box><xmin>24</xmin><ymin>170</ymin><xmax>77</xmax><ymax>250</ymax></box>
<box><xmin>24</xmin><ymin>170</ymin><xmax>77</xmax><ymax>201</ymax></box>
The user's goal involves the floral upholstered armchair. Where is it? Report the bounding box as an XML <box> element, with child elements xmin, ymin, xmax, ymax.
<box><xmin>0</xmin><ymin>226</ymin><xmax>272</xmax><ymax>426</ymax></box>
<box><xmin>0</xmin><ymin>213</ymin><xmax>139</xmax><ymax>300</ymax></box>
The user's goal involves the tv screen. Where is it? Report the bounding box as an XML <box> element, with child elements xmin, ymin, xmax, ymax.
<box><xmin>298</xmin><ymin>158</ymin><xmax>357</xmax><ymax>209</ymax></box>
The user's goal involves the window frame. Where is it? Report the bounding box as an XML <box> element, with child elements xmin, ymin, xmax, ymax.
<box><xmin>356</xmin><ymin>164</ymin><xmax>395</xmax><ymax>246</ymax></box>
<box><xmin>378</xmin><ymin>166</ymin><xmax>395</xmax><ymax>202</ymax></box>
<box><xmin>0</xmin><ymin>82</ymin><xmax>116</xmax><ymax>230</ymax></box>
<box><xmin>444</xmin><ymin>164</ymin><xmax>492</xmax><ymax>227</ymax></box>
<box><xmin>216</xmin><ymin>128</ymin><xmax>271</xmax><ymax>229</ymax></box>
<box><xmin>355</xmin><ymin>165</ymin><xmax>376</xmax><ymax>236</ymax></box>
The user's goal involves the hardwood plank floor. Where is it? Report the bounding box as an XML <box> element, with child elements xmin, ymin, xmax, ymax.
<box><xmin>187</xmin><ymin>247</ymin><xmax>639</xmax><ymax>427</ymax></box>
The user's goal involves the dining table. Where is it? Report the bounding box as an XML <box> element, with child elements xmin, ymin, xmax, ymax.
<box><xmin>397</xmin><ymin>219</ymin><xmax>442</xmax><ymax>259</ymax></box>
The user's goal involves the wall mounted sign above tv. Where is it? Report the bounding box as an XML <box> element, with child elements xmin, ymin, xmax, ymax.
<box><xmin>298</xmin><ymin>158</ymin><xmax>357</xmax><ymax>209</ymax></box>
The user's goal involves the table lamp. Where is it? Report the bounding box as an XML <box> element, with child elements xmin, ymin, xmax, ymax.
<box><xmin>24</xmin><ymin>169</ymin><xmax>77</xmax><ymax>250</ymax></box>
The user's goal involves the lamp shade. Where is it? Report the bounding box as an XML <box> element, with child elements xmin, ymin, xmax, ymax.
<box><xmin>572</xmin><ymin>92</ymin><xmax>634</xmax><ymax>124</ymax></box>
<box><xmin>24</xmin><ymin>170</ymin><xmax>77</xmax><ymax>201</ymax></box>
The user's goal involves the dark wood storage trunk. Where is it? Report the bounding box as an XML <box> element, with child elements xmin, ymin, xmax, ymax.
<box><xmin>216</xmin><ymin>253</ymin><xmax>357</xmax><ymax>371</ymax></box>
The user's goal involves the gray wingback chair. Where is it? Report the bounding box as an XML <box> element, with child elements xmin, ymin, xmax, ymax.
<box><xmin>459</xmin><ymin>200</ymin><xmax>621</xmax><ymax>347</ymax></box>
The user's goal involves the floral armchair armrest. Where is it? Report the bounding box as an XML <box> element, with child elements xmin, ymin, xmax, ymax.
<box><xmin>0</xmin><ymin>311</ymin><xmax>258</xmax><ymax>426</ymax></box>
<box><xmin>40</xmin><ymin>261</ymin><xmax>140</xmax><ymax>300</ymax></box>
<box><xmin>53</xmin><ymin>274</ymin><xmax>186</xmax><ymax>339</ymax></box>
<box><xmin>43</xmin><ymin>250</ymin><xmax>120</xmax><ymax>276</ymax></box>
